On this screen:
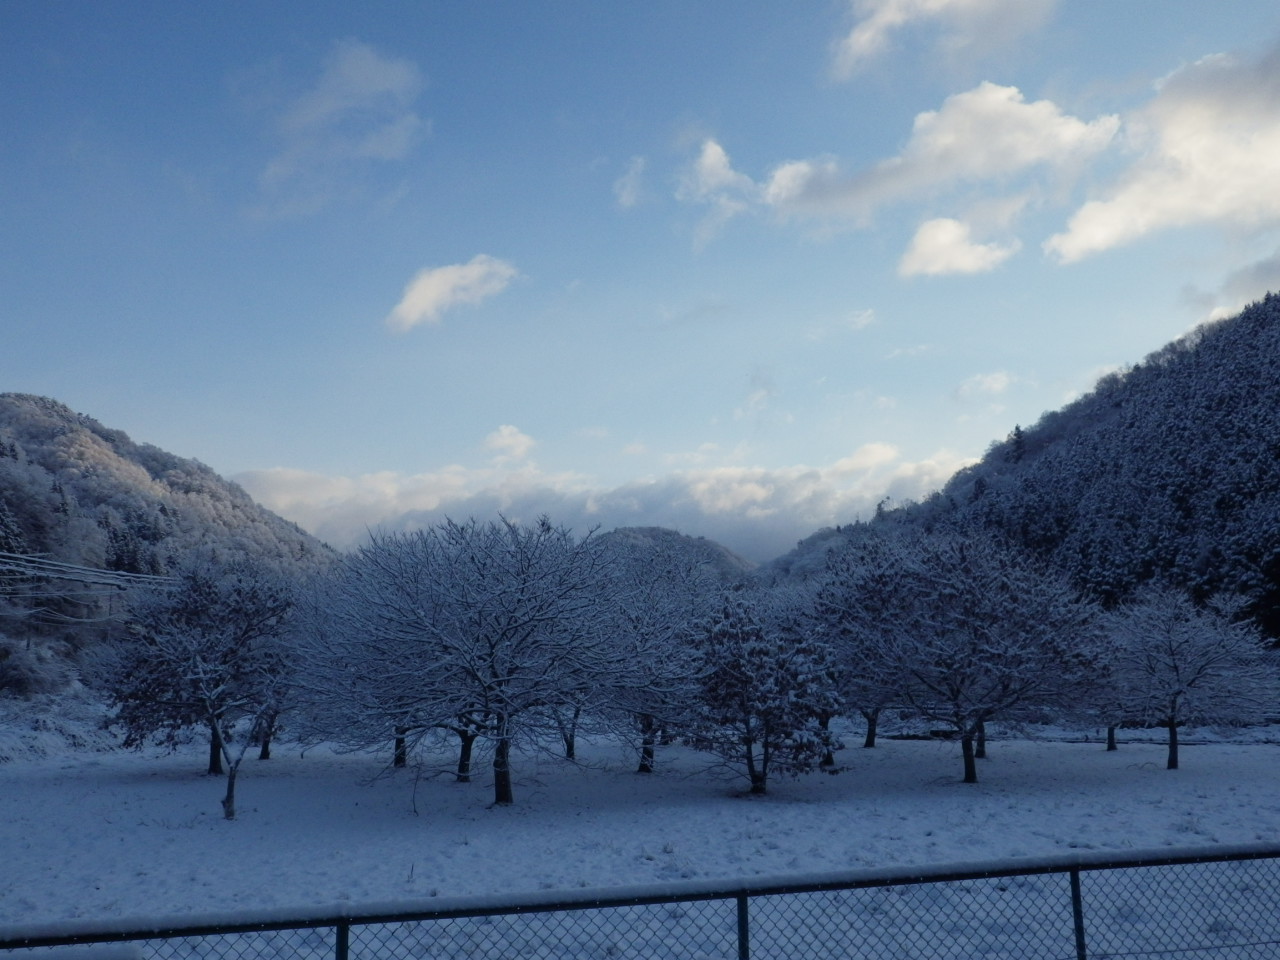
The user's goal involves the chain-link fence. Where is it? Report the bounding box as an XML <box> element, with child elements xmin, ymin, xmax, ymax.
<box><xmin>5</xmin><ymin>842</ymin><xmax>1279</xmax><ymax>959</ymax></box>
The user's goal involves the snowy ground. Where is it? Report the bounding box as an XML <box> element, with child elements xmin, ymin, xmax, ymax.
<box><xmin>2</xmin><ymin>696</ymin><xmax>1279</xmax><ymax>932</ymax></box>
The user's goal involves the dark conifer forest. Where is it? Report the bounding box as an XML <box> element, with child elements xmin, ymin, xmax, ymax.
<box><xmin>908</xmin><ymin>292</ymin><xmax>1280</xmax><ymax>636</ymax></box>
<box><xmin>765</xmin><ymin>294</ymin><xmax>1280</xmax><ymax>639</ymax></box>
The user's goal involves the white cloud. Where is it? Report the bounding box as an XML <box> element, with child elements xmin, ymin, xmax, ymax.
<box><xmin>734</xmin><ymin>390</ymin><xmax>772</xmax><ymax>422</ymax></box>
<box><xmin>613</xmin><ymin>156</ymin><xmax>647</xmax><ymax>209</ymax></box>
<box><xmin>677</xmin><ymin>84</ymin><xmax>1120</xmax><ymax>268</ymax></box>
<box><xmin>385</xmin><ymin>254</ymin><xmax>518</xmax><ymax>331</ymax></box>
<box><xmin>765</xmin><ymin>83</ymin><xmax>1118</xmax><ymax>223</ymax></box>
<box><xmin>761</xmin><ymin>157</ymin><xmax>840</xmax><ymax>209</ymax></box>
<box><xmin>832</xmin><ymin>0</ymin><xmax>1057</xmax><ymax>79</ymax></box>
<box><xmin>234</xmin><ymin>445</ymin><xmax>974</xmax><ymax>563</ymax></box>
<box><xmin>250</xmin><ymin>40</ymin><xmax>425</xmax><ymax>216</ymax></box>
<box><xmin>1183</xmin><ymin>246</ymin><xmax>1280</xmax><ymax>322</ymax></box>
<box><xmin>831</xmin><ymin>441</ymin><xmax>901</xmax><ymax>474</ymax></box>
<box><xmin>685</xmin><ymin>470</ymin><xmax>775</xmax><ymax>515</ymax></box>
<box><xmin>834</xmin><ymin>0</ymin><xmax>950</xmax><ymax>76</ymax></box>
<box><xmin>733</xmin><ymin>369</ymin><xmax>779</xmax><ymax>423</ymax></box>
<box><xmin>280</xmin><ymin>41</ymin><xmax>421</xmax><ymax>140</ymax></box>
<box><xmin>485</xmin><ymin>424</ymin><xmax>536</xmax><ymax>462</ymax></box>
<box><xmin>759</xmin><ymin>157</ymin><xmax>844</xmax><ymax>219</ymax></box>
<box><xmin>663</xmin><ymin>442</ymin><xmax>730</xmax><ymax>469</ymax></box>
<box><xmin>234</xmin><ymin>465</ymin><xmax>474</xmax><ymax>540</ymax></box>
<box><xmin>901</xmin><ymin>85</ymin><xmax>1043</xmax><ymax>177</ymax></box>
<box><xmin>886</xmin><ymin>343</ymin><xmax>936</xmax><ymax>359</ymax></box>
<box><xmin>847</xmin><ymin>308</ymin><xmax>877</xmax><ymax>330</ymax></box>
<box><xmin>957</xmin><ymin>370</ymin><xmax>1014</xmax><ymax>397</ymax></box>
<box><xmin>677</xmin><ymin>139</ymin><xmax>761</xmax><ymax>246</ymax></box>
<box><xmin>903</xmin><ymin>82</ymin><xmax>1115</xmax><ymax>181</ymax></box>
<box><xmin>683</xmin><ymin>140</ymin><xmax>748</xmax><ymax>197</ymax></box>
<box><xmin>1046</xmin><ymin>46</ymin><xmax>1280</xmax><ymax>262</ymax></box>
<box><xmin>899</xmin><ymin>218</ymin><xmax>1020</xmax><ymax>275</ymax></box>
<box><xmin>805</xmin><ymin>308</ymin><xmax>877</xmax><ymax>341</ymax></box>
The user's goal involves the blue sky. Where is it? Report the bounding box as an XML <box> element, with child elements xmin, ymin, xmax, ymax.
<box><xmin>5</xmin><ymin>1</ymin><xmax>1280</xmax><ymax>561</ymax></box>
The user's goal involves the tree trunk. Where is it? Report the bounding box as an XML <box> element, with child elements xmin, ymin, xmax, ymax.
<box><xmin>207</xmin><ymin>720</ymin><xmax>224</xmax><ymax>776</ymax></box>
<box><xmin>818</xmin><ymin>713</ymin><xmax>836</xmax><ymax>767</ymax></box>
<box><xmin>221</xmin><ymin>761</ymin><xmax>239</xmax><ymax>820</ymax></box>
<box><xmin>455</xmin><ymin>728</ymin><xmax>475</xmax><ymax>783</ymax></box>
<box><xmin>493</xmin><ymin>726</ymin><xmax>514</xmax><ymax>805</ymax></box>
<box><xmin>1166</xmin><ymin>719</ymin><xmax>1179</xmax><ymax>770</ymax></box>
<box><xmin>393</xmin><ymin>727</ymin><xmax>408</xmax><ymax>769</ymax></box>
<box><xmin>961</xmin><ymin>733</ymin><xmax>978</xmax><ymax>783</ymax></box>
<box><xmin>557</xmin><ymin>705</ymin><xmax>581</xmax><ymax>761</ymax></box>
<box><xmin>861</xmin><ymin>708</ymin><xmax>880</xmax><ymax>749</ymax></box>
<box><xmin>744</xmin><ymin>739</ymin><xmax>767</xmax><ymax>794</ymax></box>
<box><xmin>257</xmin><ymin>712</ymin><xmax>276</xmax><ymax>761</ymax></box>
<box><xmin>1106</xmin><ymin>725</ymin><xmax>1118</xmax><ymax>751</ymax></box>
<box><xmin>637</xmin><ymin>713</ymin><xmax>656</xmax><ymax>774</ymax></box>
<box><xmin>975</xmin><ymin>720</ymin><xmax>987</xmax><ymax>760</ymax></box>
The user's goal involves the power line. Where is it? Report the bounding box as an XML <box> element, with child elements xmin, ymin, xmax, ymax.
<box><xmin>0</xmin><ymin>551</ymin><xmax>175</xmax><ymax>589</ymax></box>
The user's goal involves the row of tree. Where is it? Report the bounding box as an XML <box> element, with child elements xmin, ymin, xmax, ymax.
<box><xmin>94</xmin><ymin>516</ymin><xmax>1278</xmax><ymax>818</ymax></box>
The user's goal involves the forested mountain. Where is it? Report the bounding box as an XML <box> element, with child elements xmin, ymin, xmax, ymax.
<box><xmin>596</xmin><ymin>526</ymin><xmax>756</xmax><ymax>584</ymax></box>
<box><xmin>760</xmin><ymin>294</ymin><xmax>1280</xmax><ymax>635</ymax></box>
<box><xmin>0</xmin><ymin>394</ymin><xmax>330</xmax><ymax>689</ymax></box>
<box><xmin>758</xmin><ymin>524</ymin><xmax>875</xmax><ymax>585</ymax></box>
<box><xmin>887</xmin><ymin>293</ymin><xmax>1280</xmax><ymax>635</ymax></box>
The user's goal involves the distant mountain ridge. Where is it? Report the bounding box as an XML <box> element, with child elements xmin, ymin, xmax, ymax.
<box><xmin>0</xmin><ymin>394</ymin><xmax>331</xmax><ymax>689</ymax></box>
<box><xmin>597</xmin><ymin>525</ymin><xmax>756</xmax><ymax>584</ymax></box>
<box><xmin>0</xmin><ymin>393</ymin><xmax>326</xmax><ymax>569</ymax></box>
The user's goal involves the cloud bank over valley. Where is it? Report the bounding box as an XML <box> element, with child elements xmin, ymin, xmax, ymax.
<box><xmin>236</xmin><ymin>438</ymin><xmax>970</xmax><ymax>563</ymax></box>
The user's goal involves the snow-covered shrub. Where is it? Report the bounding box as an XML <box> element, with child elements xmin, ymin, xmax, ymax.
<box><xmin>0</xmin><ymin>633</ymin><xmax>75</xmax><ymax>697</ymax></box>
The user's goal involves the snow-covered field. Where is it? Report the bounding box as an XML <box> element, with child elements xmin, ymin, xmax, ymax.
<box><xmin>2</xmin><ymin>696</ymin><xmax>1279</xmax><ymax>934</ymax></box>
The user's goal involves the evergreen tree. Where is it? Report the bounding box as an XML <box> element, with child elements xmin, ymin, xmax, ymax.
<box><xmin>694</xmin><ymin>589</ymin><xmax>839</xmax><ymax>794</ymax></box>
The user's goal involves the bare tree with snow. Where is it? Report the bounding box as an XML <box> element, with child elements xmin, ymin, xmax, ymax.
<box><xmin>597</xmin><ymin>535</ymin><xmax>717</xmax><ymax>773</ymax></box>
<box><xmin>98</xmin><ymin>552</ymin><xmax>295</xmax><ymax>819</ymax></box>
<box><xmin>289</xmin><ymin>530</ymin><xmax>461</xmax><ymax>772</ymax></box>
<box><xmin>840</xmin><ymin>529</ymin><xmax>1100</xmax><ymax>783</ymax></box>
<box><xmin>810</xmin><ymin>533</ymin><xmax>921</xmax><ymax>750</ymax></box>
<box><xmin>1105</xmin><ymin>587</ymin><xmax>1276</xmax><ymax>770</ymax></box>
<box><xmin>293</xmin><ymin>516</ymin><xmax>618</xmax><ymax>805</ymax></box>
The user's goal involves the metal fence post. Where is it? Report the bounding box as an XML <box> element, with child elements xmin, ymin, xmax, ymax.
<box><xmin>1069</xmin><ymin>868</ymin><xmax>1087</xmax><ymax>960</ymax></box>
<box><xmin>737</xmin><ymin>893</ymin><xmax>750</xmax><ymax>960</ymax></box>
<box><xmin>335</xmin><ymin>921</ymin><xmax>350</xmax><ymax>960</ymax></box>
